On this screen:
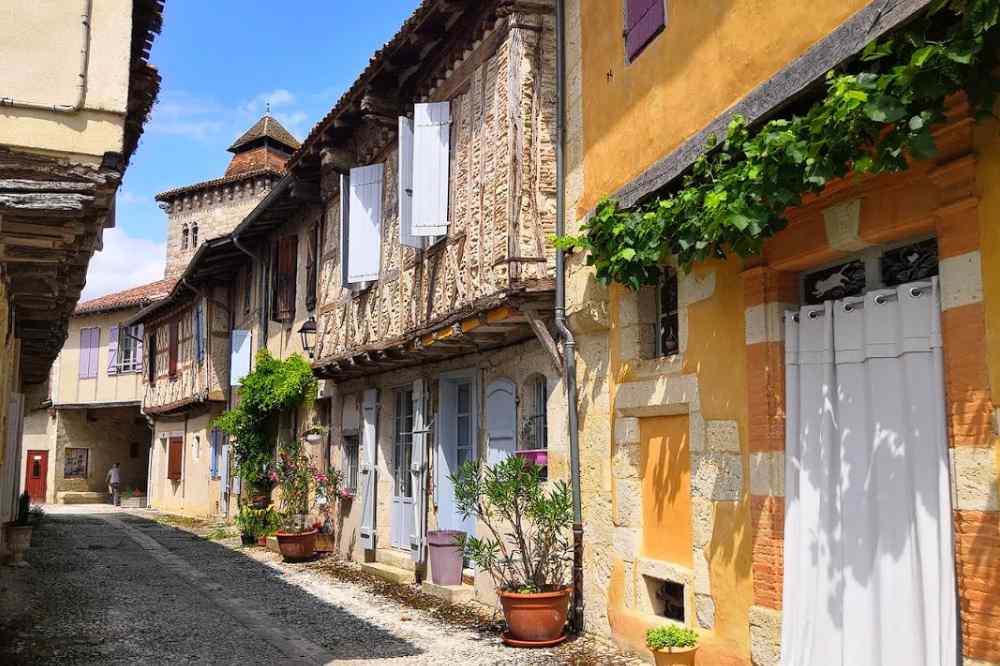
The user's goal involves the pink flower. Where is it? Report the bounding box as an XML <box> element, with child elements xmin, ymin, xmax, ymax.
<box><xmin>269</xmin><ymin>471</ymin><xmax>278</xmax><ymax>481</ymax></box>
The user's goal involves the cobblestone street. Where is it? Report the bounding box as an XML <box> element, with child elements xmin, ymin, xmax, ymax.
<box><xmin>0</xmin><ymin>506</ymin><xmax>639</xmax><ymax>665</ymax></box>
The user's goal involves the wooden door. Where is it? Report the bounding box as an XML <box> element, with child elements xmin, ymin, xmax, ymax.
<box><xmin>24</xmin><ymin>450</ymin><xmax>47</xmax><ymax>503</ymax></box>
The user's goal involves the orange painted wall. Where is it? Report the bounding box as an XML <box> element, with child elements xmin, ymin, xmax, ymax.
<box><xmin>640</xmin><ymin>415</ymin><xmax>693</xmax><ymax>566</ymax></box>
<box><xmin>577</xmin><ymin>0</ymin><xmax>870</xmax><ymax>215</ymax></box>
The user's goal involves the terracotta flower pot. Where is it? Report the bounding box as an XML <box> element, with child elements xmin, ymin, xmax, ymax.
<box><xmin>498</xmin><ymin>587</ymin><xmax>570</xmax><ymax>646</ymax></box>
<box><xmin>4</xmin><ymin>523</ymin><xmax>32</xmax><ymax>567</ymax></box>
<box><xmin>256</xmin><ymin>536</ymin><xmax>268</xmax><ymax>547</ymax></box>
<box><xmin>652</xmin><ymin>646</ymin><xmax>698</xmax><ymax>666</ymax></box>
<box><xmin>275</xmin><ymin>529</ymin><xmax>317</xmax><ymax>561</ymax></box>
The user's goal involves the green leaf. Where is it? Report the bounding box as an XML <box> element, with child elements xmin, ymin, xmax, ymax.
<box><xmin>911</xmin><ymin>46</ymin><xmax>937</xmax><ymax>67</ymax></box>
<box><xmin>864</xmin><ymin>94</ymin><xmax>907</xmax><ymax>123</ymax></box>
<box><xmin>909</xmin><ymin>128</ymin><xmax>938</xmax><ymax>160</ymax></box>
<box><xmin>618</xmin><ymin>248</ymin><xmax>636</xmax><ymax>261</ymax></box>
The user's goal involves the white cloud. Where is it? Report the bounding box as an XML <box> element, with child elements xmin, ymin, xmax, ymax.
<box><xmin>241</xmin><ymin>88</ymin><xmax>297</xmax><ymax>115</ymax></box>
<box><xmin>81</xmin><ymin>228</ymin><xmax>166</xmax><ymax>301</ymax></box>
<box><xmin>147</xmin><ymin>90</ymin><xmax>227</xmax><ymax>141</ymax></box>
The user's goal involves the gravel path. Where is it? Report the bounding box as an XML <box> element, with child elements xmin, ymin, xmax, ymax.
<box><xmin>0</xmin><ymin>505</ymin><xmax>641</xmax><ymax>665</ymax></box>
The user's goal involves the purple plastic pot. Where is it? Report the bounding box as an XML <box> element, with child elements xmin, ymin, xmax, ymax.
<box><xmin>516</xmin><ymin>449</ymin><xmax>549</xmax><ymax>467</ymax></box>
<box><xmin>427</xmin><ymin>529</ymin><xmax>466</xmax><ymax>586</ymax></box>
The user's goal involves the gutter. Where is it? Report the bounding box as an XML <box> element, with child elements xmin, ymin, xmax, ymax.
<box><xmin>0</xmin><ymin>0</ymin><xmax>93</xmax><ymax>113</ymax></box>
<box><xmin>554</xmin><ymin>0</ymin><xmax>585</xmax><ymax>634</ymax></box>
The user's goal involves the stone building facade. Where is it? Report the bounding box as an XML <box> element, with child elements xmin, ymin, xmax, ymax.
<box><xmin>156</xmin><ymin>115</ymin><xmax>300</xmax><ymax>278</ymax></box>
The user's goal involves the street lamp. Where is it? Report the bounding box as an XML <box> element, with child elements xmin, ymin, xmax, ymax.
<box><xmin>298</xmin><ymin>315</ymin><xmax>317</xmax><ymax>358</ymax></box>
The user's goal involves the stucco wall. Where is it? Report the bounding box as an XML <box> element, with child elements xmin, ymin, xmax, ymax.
<box><xmin>148</xmin><ymin>409</ymin><xmax>225</xmax><ymax>518</ymax></box>
<box><xmin>56</xmin><ymin>308</ymin><xmax>145</xmax><ymax>406</ymax></box>
<box><xmin>575</xmin><ymin>0</ymin><xmax>869</xmax><ymax>215</ymax></box>
<box><xmin>52</xmin><ymin>406</ymin><xmax>149</xmax><ymax>501</ymax></box>
<box><xmin>0</xmin><ymin>0</ymin><xmax>133</xmax><ymax>162</ymax></box>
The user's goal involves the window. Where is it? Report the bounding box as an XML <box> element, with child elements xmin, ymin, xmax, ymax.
<box><xmin>64</xmin><ymin>448</ymin><xmax>89</xmax><ymax>478</ymax></box>
<box><xmin>656</xmin><ymin>268</ymin><xmax>679</xmax><ymax>357</ymax></box>
<box><xmin>78</xmin><ymin>327</ymin><xmax>100</xmax><ymax>379</ymax></box>
<box><xmin>148</xmin><ymin>327</ymin><xmax>158</xmax><ymax>386</ymax></box>
<box><xmin>209</xmin><ymin>429</ymin><xmax>222</xmax><ymax>479</ymax></box>
<box><xmin>521</xmin><ymin>375</ymin><xmax>548</xmax><ymax>451</ymax></box>
<box><xmin>394</xmin><ymin>388</ymin><xmax>414</xmax><ymax>499</ymax></box>
<box><xmin>168</xmin><ymin>319</ymin><xmax>179</xmax><ymax>379</ymax></box>
<box><xmin>193</xmin><ymin>302</ymin><xmax>205</xmax><ymax>365</ymax></box>
<box><xmin>116</xmin><ymin>325</ymin><xmax>143</xmax><ymax>373</ymax></box>
<box><xmin>802</xmin><ymin>237</ymin><xmax>938</xmax><ymax>305</ymax></box>
<box><xmin>456</xmin><ymin>382</ymin><xmax>473</xmax><ymax>468</ymax></box>
<box><xmin>305</xmin><ymin>224</ymin><xmax>319</xmax><ymax>311</ymax></box>
<box><xmin>167</xmin><ymin>436</ymin><xmax>183</xmax><ymax>480</ymax></box>
<box><xmin>625</xmin><ymin>0</ymin><xmax>666</xmax><ymax>62</ymax></box>
<box><xmin>181</xmin><ymin>225</ymin><xmax>189</xmax><ymax>250</ymax></box>
<box><xmin>342</xmin><ymin>434</ymin><xmax>360</xmax><ymax>494</ymax></box>
<box><xmin>192</xmin><ymin>434</ymin><xmax>201</xmax><ymax>461</ymax></box>
<box><xmin>272</xmin><ymin>236</ymin><xmax>298</xmax><ymax>322</ymax></box>
<box><xmin>191</xmin><ymin>223</ymin><xmax>199</xmax><ymax>248</ymax></box>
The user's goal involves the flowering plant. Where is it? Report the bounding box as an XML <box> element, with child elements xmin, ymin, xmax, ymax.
<box><xmin>268</xmin><ymin>437</ymin><xmax>345</xmax><ymax>533</ymax></box>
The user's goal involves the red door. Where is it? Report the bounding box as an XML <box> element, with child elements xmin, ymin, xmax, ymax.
<box><xmin>24</xmin><ymin>451</ymin><xmax>47</xmax><ymax>503</ymax></box>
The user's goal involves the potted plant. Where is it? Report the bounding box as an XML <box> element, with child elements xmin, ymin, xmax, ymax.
<box><xmin>4</xmin><ymin>493</ymin><xmax>36</xmax><ymax>567</ymax></box>
<box><xmin>646</xmin><ymin>625</ymin><xmax>699</xmax><ymax>666</ymax></box>
<box><xmin>236</xmin><ymin>504</ymin><xmax>280</xmax><ymax>546</ymax></box>
<box><xmin>269</xmin><ymin>438</ymin><xmax>339</xmax><ymax>561</ymax></box>
<box><xmin>451</xmin><ymin>455</ymin><xmax>573</xmax><ymax>647</ymax></box>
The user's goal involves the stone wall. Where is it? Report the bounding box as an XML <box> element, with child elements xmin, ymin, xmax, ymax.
<box><xmin>52</xmin><ymin>406</ymin><xmax>149</xmax><ymax>501</ymax></box>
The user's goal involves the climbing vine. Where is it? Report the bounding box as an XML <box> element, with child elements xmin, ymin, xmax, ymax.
<box><xmin>555</xmin><ymin>0</ymin><xmax>1000</xmax><ymax>290</ymax></box>
<box><xmin>213</xmin><ymin>350</ymin><xmax>317</xmax><ymax>483</ymax></box>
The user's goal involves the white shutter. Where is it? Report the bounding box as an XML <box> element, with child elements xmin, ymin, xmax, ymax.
<box><xmin>339</xmin><ymin>172</ymin><xmax>350</xmax><ymax>289</ymax></box>
<box><xmin>398</xmin><ymin>116</ymin><xmax>423</xmax><ymax>249</ymax></box>
<box><xmin>410</xmin><ymin>379</ymin><xmax>427</xmax><ymax>562</ymax></box>
<box><xmin>359</xmin><ymin>387</ymin><xmax>378</xmax><ymax>551</ymax></box>
<box><xmin>412</xmin><ymin>102</ymin><xmax>450</xmax><ymax>236</ymax></box>
<box><xmin>107</xmin><ymin>325</ymin><xmax>119</xmax><ymax>375</ymax></box>
<box><xmin>230</xmin><ymin>330</ymin><xmax>252</xmax><ymax>386</ymax></box>
<box><xmin>347</xmin><ymin>164</ymin><xmax>384</xmax><ymax>284</ymax></box>
<box><xmin>486</xmin><ymin>378</ymin><xmax>517</xmax><ymax>467</ymax></box>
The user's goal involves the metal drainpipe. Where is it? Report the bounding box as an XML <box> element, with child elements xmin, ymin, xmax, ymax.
<box><xmin>233</xmin><ymin>233</ymin><xmax>268</xmax><ymax>348</ymax></box>
<box><xmin>554</xmin><ymin>0</ymin><xmax>585</xmax><ymax>635</ymax></box>
<box><xmin>0</xmin><ymin>0</ymin><xmax>93</xmax><ymax>113</ymax></box>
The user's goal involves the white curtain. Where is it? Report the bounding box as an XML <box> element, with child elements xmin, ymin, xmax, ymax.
<box><xmin>781</xmin><ymin>278</ymin><xmax>957</xmax><ymax>666</ymax></box>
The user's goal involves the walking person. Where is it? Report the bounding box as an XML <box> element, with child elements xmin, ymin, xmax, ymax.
<box><xmin>106</xmin><ymin>463</ymin><xmax>121</xmax><ymax>507</ymax></box>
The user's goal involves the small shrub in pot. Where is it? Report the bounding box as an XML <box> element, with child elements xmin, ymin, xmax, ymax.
<box><xmin>450</xmin><ymin>455</ymin><xmax>573</xmax><ymax>645</ymax></box>
<box><xmin>646</xmin><ymin>625</ymin><xmax>699</xmax><ymax>666</ymax></box>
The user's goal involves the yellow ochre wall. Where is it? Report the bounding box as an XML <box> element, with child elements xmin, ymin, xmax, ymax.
<box><xmin>640</xmin><ymin>415</ymin><xmax>692</xmax><ymax>567</ymax></box>
<box><xmin>576</xmin><ymin>0</ymin><xmax>869</xmax><ymax>215</ymax></box>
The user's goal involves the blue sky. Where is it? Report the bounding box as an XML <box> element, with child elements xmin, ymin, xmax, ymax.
<box><xmin>84</xmin><ymin>0</ymin><xmax>420</xmax><ymax>299</ymax></box>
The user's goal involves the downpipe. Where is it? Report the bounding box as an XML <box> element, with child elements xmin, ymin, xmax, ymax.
<box><xmin>554</xmin><ymin>0</ymin><xmax>585</xmax><ymax>635</ymax></box>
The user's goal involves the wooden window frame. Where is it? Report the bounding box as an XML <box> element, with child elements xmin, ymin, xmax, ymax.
<box><xmin>167</xmin><ymin>436</ymin><xmax>183</xmax><ymax>481</ymax></box>
<box><xmin>168</xmin><ymin>319</ymin><xmax>179</xmax><ymax>379</ymax></box>
<box><xmin>271</xmin><ymin>235</ymin><xmax>298</xmax><ymax>323</ymax></box>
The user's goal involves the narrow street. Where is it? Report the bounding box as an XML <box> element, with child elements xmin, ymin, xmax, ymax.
<box><xmin>0</xmin><ymin>506</ymin><xmax>637</xmax><ymax>665</ymax></box>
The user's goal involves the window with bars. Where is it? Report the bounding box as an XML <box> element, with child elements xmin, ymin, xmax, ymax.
<box><xmin>656</xmin><ymin>268</ymin><xmax>679</xmax><ymax>357</ymax></box>
<box><xmin>456</xmin><ymin>382</ymin><xmax>474</xmax><ymax>469</ymax></box>
<box><xmin>394</xmin><ymin>388</ymin><xmax>414</xmax><ymax>499</ymax></box>
<box><xmin>521</xmin><ymin>375</ymin><xmax>548</xmax><ymax>451</ymax></box>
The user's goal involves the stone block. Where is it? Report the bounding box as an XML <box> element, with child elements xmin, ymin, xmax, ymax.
<box><xmin>749</xmin><ymin>605</ymin><xmax>783</xmax><ymax>666</ymax></box>
<box><xmin>681</xmin><ymin>270</ymin><xmax>716</xmax><ymax>305</ymax></box>
<box><xmin>690</xmin><ymin>496</ymin><xmax>715</xmax><ymax>548</ymax></box>
<box><xmin>706</xmin><ymin>420</ymin><xmax>740</xmax><ymax>452</ymax></box>
<box><xmin>612</xmin><ymin>442</ymin><xmax>641</xmax><ymax>480</ymax></box>
<box><xmin>692</xmin><ymin>548</ymin><xmax>711</xmax><ymax>596</ymax></box>
<box><xmin>951</xmin><ymin>445</ymin><xmax>999</xmax><ymax>511</ymax></box>
<box><xmin>615</xmin><ymin>416</ymin><xmax>641</xmax><ymax>445</ymax></box>
<box><xmin>939</xmin><ymin>251</ymin><xmax>983</xmax><ymax>310</ymax></box>
<box><xmin>360</xmin><ymin>561</ymin><xmax>416</xmax><ymax>585</ymax></box>
<box><xmin>614</xmin><ymin>477</ymin><xmax>642</xmax><ymax>527</ymax></box>
<box><xmin>691</xmin><ymin>452</ymin><xmax>742</xmax><ymax>501</ymax></box>
<box><xmin>616</xmin><ymin>374</ymin><xmax>700</xmax><ymax>417</ymax></box>
<box><xmin>613</xmin><ymin>527</ymin><xmax>640</xmax><ymax>563</ymax></box>
<box><xmin>695</xmin><ymin>593</ymin><xmax>716</xmax><ymax>630</ymax></box>
<box><xmin>750</xmin><ymin>452</ymin><xmax>785</xmax><ymax>497</ymax></box>
<box><xmin>689</xmin><ymin>411</ymin><xmax>705</xmax><ymax>452</ymax></box>
<box><xmin>823</xmin><ymin>198</ymin><xmax>869</xmax><ymax>252</ymax></box>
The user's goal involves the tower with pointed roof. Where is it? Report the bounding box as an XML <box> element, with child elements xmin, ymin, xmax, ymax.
<box><xmin>156</xmin><ymin>113</ymin><xmax>300</xmax><ymax>278</ymax></box>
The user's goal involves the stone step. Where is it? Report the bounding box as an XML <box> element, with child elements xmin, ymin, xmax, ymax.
<box><xmin>421</xmin><ymin>581</ymin><xmax>475</xmax><ymax>605</ymax></box>
<box><xmin>375</xmin><ymin>547</ymin><xmax>416</xmax><ymax>571</ymax></box>
<box><xmin>57</xmin><ymin>492</ymin><xmax>108</xmax><ymax>505</ymax></box>
<box><xmin>360</xmin><ymin>561</ymin><xmax>416</xmax><ymax>585</ymax></box>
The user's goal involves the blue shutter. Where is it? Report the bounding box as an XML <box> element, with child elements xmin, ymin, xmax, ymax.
<box><xmin>194</xmin><ymin>303</ymin><xmax>205</xmax><ymax>364</ymax></box>
<box><xmin>209</xmin><ymin>429</ymin><xmax>219</xmax><ymax>478</ymax></box>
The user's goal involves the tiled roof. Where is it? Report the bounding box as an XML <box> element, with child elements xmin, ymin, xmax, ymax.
<box><xmin>154</xmin><ymin>167</ymin><xmax>283</xmax><ymax>201</ymax></box>
<box><xmin>228</xmin><ymin>114</ymin><xmax>301</xmax><ymax>153</ymax></box>
<box><xmin>74</xmin><ymin>278</ymin><xmax>177</xmax><ymax>316</ymax></box>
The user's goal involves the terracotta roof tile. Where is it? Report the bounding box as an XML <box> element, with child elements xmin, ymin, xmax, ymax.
<box><xmin>74</xmin><ymin>278</ymin><xmax>177</xmax><ymax>316</ymax></box>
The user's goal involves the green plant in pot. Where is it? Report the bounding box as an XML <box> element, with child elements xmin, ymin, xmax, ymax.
<box><xmin>450</xmin><ymin>455</ymin><xmax>573</xmax><ymax>646</ymax></box>
<box><xmin>646</xmin><ymin>625</ymin><xmax>699</xmax><ymax>666</ymax></box>
<box><xmin>268</xmin><ymin>437</ymin><xmax>339</xmax><ymax>561</ymax></box>
<box><xmin>236</xmin><ymin>504</ymin><xmax>280</xmax><ymax>546</ymax></box>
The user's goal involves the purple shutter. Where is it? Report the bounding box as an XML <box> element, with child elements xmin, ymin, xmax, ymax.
<box><xmin>107</xmin><ymin>325</ymin><xmax>119</xmax><ymax>375</ymax></box>
<box><xmin>79</xmin><ymin>328</ymin><xmax>99</xmax><ymax>379</ymax></box>
<box><xmin>135</xmin><ymin>324</ymin><xmax>144</xmax><ymax>373</ymax></box>
<box><xmin>625</xmin><ymin>0</ymin><xmax>665</xmax><ymax>61</ymax></box>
